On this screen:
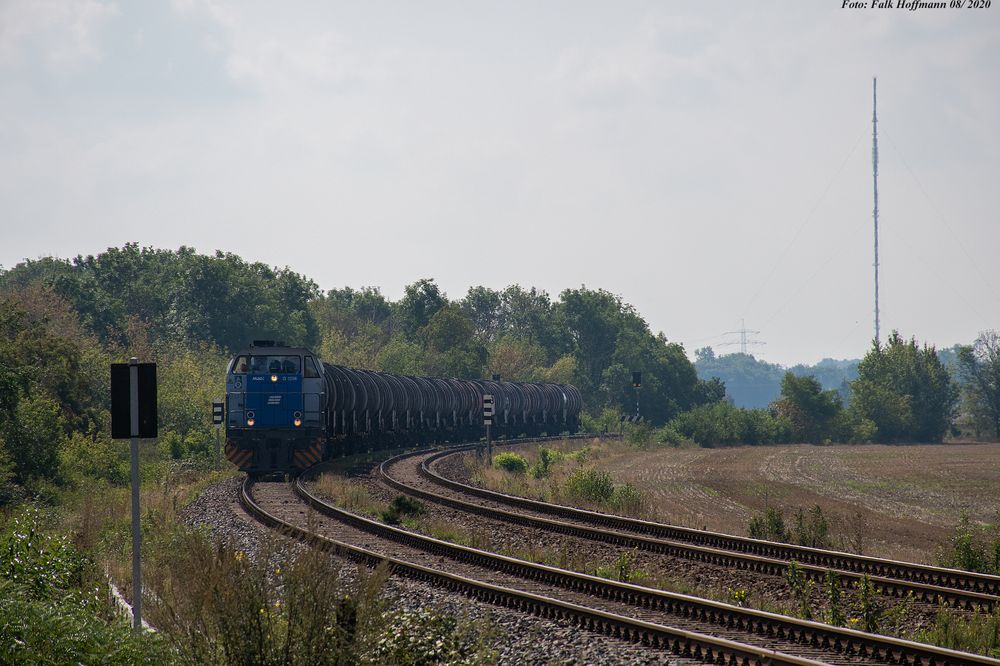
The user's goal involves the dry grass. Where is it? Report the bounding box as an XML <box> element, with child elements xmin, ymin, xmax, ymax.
<box><xmin>466</xmin><ymin>437</ymin><xmax>654</xmax><ymax>519</ymax></box>
<box><xmin>310</xmin><ymin>472</ymin><xmax>383</xmax><ymax>516</ymax></box>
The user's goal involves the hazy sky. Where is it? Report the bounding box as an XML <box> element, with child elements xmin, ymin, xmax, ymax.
<box><xmin>1</xmin><ymin>1</ymin><xmax>997</xmax><ymax>366</ymax></box>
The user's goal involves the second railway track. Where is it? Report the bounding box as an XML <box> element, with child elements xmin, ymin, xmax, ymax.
<box><xmin>243</xmin><ymin>468</ymin><xmax>999</xmax><ymax>666</ymax></box>
<box><xmin>376</xmin><ymin>443</ymin><xmax>1000</xmax><ymax>611</ymax></box>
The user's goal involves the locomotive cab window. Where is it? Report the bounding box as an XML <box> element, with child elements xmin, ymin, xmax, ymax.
<box><xmin>232</xmin><ymin>356</ymin><xmax>249</xmax><ymax>374</ymax></box>
<box><xmin>304</xmin><ymin>356</ymin><xmax>320</xmax><ymax>378</ymax></box>
<box><xmin>249</xmin><ymin>356</ymin><xmax>301</xmax><ymax>374</ymax></box>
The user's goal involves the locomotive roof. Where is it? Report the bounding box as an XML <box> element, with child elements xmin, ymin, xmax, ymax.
<box><xmin>231</xmin><ymin>344</ymin><xmax>317</xmax><ymax>357</ymax></box>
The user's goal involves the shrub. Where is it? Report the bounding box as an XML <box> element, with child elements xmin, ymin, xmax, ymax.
<box><xmin>594</xmin><ymin>550</ymin><xmax>643</xmax><ymax>583</ymax></box>
<box><xmin>609</xmin><ymin>483</ymin><xmax>645</xmax><ymax>515</ymax></box>
<box><xmin>0</xmin><ymin>508</ymin><xmax>167</xmax><ymax>664</ymax></box>
<box><xmin>914</xmin><ymin>606</ymin><xmax>1000</xmax><ymax>657</ymax></box>
<box><xmin>624</xmin><ymin>422</ymin><xmax>653</xmax><ymax>448</ymax></box>
<box><xmin>565</xmin><ymin>468</ymin><xmax>614</xmax><ymax>504</ymax></box>
<box><xmin>668</xmin><ymin>402</ymin><xmax>790</xmax><ymax>447</ymax></box>
<box><xmin>381</xmin><ymin>495</ymin><xmax>425</xmax><ymax>525</ymax></box>
<box><xmin>748</xmin><ymin>507</ymin><xmax>788</xmax><ymax>542</ymax></box>
<box><xmin>493</xmin><ymin>452</ymin><xmax>528</xmax><ymax>475</ymax></box>
<box><xmin>530</xmin><ymin>448</ymin><xmax>560</xmax><ymax>478</ymax></box>
<box><xmin>940</xmin><ymin>513</ymin><xmax>1000</xmax><ymax>574</ymax></box>
<box><xmin>792</xmin><ymin>505</ymin><xmax>830</xmax><ymax>549</ymax></box>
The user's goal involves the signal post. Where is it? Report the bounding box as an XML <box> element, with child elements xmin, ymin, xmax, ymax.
<box><xmin>483</xmin><ymin>394</ymin><xmax>494</xmax><ymax>464</ymax></box>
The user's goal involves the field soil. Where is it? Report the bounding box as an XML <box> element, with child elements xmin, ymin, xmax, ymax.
<box><xmin>592</xmin><ymin>442</ymin><xmax>1000</xmax><ymax>564</ymax></box>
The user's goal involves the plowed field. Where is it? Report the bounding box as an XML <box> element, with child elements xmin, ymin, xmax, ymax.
<box><xmin>599</xmin><ymin>443</ymin><xmax>1000</xmax><ymax>564</ymax></box>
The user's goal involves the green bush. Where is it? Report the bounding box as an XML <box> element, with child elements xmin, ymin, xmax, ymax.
<box><xmin>530</xmin><ymin>448</ymin><xmax>561</xmax><ymax>478</ymax></box>
<box><xmin>748</xmin><ymin>507</ymin><xmax>788</xmax><ymax>542</ymax></box>
<box><xmin>0</xmin><ymin>508</ymin><xmax>168</xmax><ymax>664</ymax></box>
<box><xmin>565</xmin><ymin>468</ymin><xmax>614</xmax><ymax>503</ymax></box>
<box><xmin>493</xmin><ymin>452</ymin><xmax>529</xmax><ymax>474</ymax></box>
<box><xmin>624</xmin><ymin>422</ymin><xmax>653</xmax><ymax>447</ymax></box>
<box><xmin>940</xmin><ymin>513</ymin><xmax>1000</xmax><ymax>574</ymax></box>
<box><xmin>381</xmin><ymin>495</ymin><xmax>425</xmax><ymax>525</ymax></box>
<box><xmin>792</xmin><ymin>505</ymin><xmax>830</xmax><ymax>549</ymax></box>
<box><xmin>580</xmin><ymin>408</ymin><xmax>621</xmax><ymax>434</ymax></box>
<box><xmin>594</xmin><ymin>549</ymin><xmax>644</xmax><ymax>584</ymax></box>
<box><xmin>914</xmin><ymin>606</ymin><xmax>1000</xmax><ymax>657</ymax></box>
<box><xmin>609</xmin><ymin>483</ymin><xmax>644</xmax><ymax>514</ymax></box>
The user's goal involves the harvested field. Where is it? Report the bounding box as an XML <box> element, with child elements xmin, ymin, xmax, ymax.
<box><xmin>593</xmin><ymin>442</ymin><xmax>1000</xmax><ymax>565</ymax></box>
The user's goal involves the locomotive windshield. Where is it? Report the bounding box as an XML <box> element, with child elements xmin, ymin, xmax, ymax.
<box><xmin>247</xmin><ymin>355</ymin><xmax>301</xmax><ymax>374</ymax></box>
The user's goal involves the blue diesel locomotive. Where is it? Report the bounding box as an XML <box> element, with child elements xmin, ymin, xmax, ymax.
<box><xmin>224</xmin><ymin>340</ymin><xmax>583</xmax><ymax>474</ymax></box>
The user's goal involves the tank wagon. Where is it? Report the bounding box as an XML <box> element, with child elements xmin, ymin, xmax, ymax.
<box><xmin>224</xmin><ymin>341</ymin><xmax>583</xmax><ymax>474</ymax></box>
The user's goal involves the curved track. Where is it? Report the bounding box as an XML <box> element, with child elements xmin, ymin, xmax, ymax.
<box><xmin>382</xmin><ymin>444</ymin><xmax>1000</xmax><ymax>611</ymax></box>
<box><xmin>241</xmin><ymin>472</ymin><xmax>999</xmax><ymax>666</ymax></box>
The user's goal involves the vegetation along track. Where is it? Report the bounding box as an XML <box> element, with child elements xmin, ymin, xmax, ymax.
<box><xmin>241</xmin><ymin>467</ymin><xmax>998</xmax><ymax>665</ymax></box>
<box><xmin>384</xmin><ymin>444</ymin><xmax>1000</xmax><ymax>611</ymax></box>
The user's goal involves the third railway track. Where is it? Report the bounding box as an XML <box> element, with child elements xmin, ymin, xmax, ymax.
<box><xmin>376</xmin><ymin>443</ymin><xmax>1000</xmax><ymax>610</ymax></box>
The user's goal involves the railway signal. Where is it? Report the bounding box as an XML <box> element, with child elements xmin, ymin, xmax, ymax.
<box><xmin>110</xmin><ymin>358</ymin><xmax>157</xmax><ymax>632</ymax></box>
<box><xmin>483</xmin><ymin>394</ymin><xmax>494</xmax><ymax>463</ymax></box>
<box><xmin>213</xmin><ymin>400</ymin><xmax>224</xmax><ymax>460</ymax></box>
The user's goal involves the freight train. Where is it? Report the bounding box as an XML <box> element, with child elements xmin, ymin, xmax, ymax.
<box><xmin>223</xmin><ymin>340</ymin><xmax>583</xmax><ymax>474</ymax></box>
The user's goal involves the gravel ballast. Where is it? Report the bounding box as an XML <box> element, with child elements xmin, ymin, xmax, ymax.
<box><xmin>181</xmin><ymin>476</ymin><xmax>693</xmax><ymax>665</ymax></box>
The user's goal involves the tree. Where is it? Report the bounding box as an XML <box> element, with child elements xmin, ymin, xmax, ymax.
<box><xmin>772</xmin><ymin>372</ymin><xmax>842</xmax><ymax>443</ymax></box>
<box><xmin>461</xmin><ymin>286</ymin><xmax>504</xmax><ymax>343</ymax></box>
<box><xmin>850</xmin><ymin>332</ymin><xmax>957</xmax><ymax>443</ymax></box>
<box><xmin>395</xmin><ymin>279</ymin><xmax>447</xmax><ymax>338</ymax></box>
<box><xmin>958</xmin><ymin>330</ymin><xmax>1000</xmax><ymax>438</ymax></box>
<box><xmin>417</xmin><ymin>306</ymin><xmax>487</xmax><ymax>378</ymax></box>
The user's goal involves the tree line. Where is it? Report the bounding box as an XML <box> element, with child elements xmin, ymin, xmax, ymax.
<box><xmin>0</xmin><ymin>244</ymin><xmax>998</xmax><ymax>503</ymax></box>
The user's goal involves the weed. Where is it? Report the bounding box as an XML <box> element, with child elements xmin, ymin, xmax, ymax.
<box><xmin>784</xmin><ymin>561</ymin><xmax>813</xmax><ymax>620</ymax></box>
<box><xmin>792</xmin><ymin>505</ymin><xmax>830</xmax><ymax>549</ymax></box>
<box><xmin>566</xmin><ymin>468</ymin><xmax>614</xmax><ymax>503</ymax></box>
<box><xmin>595</xmin><ymin>549</ymin><xmax>644</xmax><ymax>583</ymax></box>
<box><xmin>609</xmin><ymin>483</ymin><xmax>645</xmax><ymax>515</ymax></box>
<box><xmin>381</xmin><ymin>495</ymin><xmax>425</xmax><ymax>525</ymax></box>
<box><xmin>838</xmin><ymin>508</ymin><xmax>871</xmax><ymax>555</ymax></box>
<box><xmin>855</xmin><ymin>573</ymin><xmax>882</xmax><ymax>634</ymax></box>
<box><xmin>312</xmin><ymin>473</ymin><xmax>382</xmax><ymax>516</ymax></box>
<box><xmin>727</xmin><ymin>587</ymin><xmax>750</xmax><ymax>607</ymax></box>
<box><xmin>823</xmin><ymin>569</ymin><xmax>845</xmax><ymax>626</ymax></box>
<box><xmin>749</xmin><ymin>507</ymin><xmax>789</xmax><ymax>542</ymax></box>
<box><xmin>914</xmin><ymin>606</ymin><xmax>1000</xmax><ymax>657</ymax></box>
<box><xmin>530</xmin><ymin>448</ymin><xmax>561</xmax><ymax>478</ymax></box>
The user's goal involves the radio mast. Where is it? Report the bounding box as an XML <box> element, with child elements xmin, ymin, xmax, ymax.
<box><xmin>872</xmin><ymin>77</ymin><xmax>880</xmax><ymax>344</ymax></box>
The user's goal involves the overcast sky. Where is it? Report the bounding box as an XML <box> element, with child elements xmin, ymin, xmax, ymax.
<box><xmin>1</xmin><ymin>1</ymin><xmax>997</xmax><ymax>366</ymax></box>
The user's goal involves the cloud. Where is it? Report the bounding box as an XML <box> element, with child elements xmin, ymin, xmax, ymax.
<box><xmin>0</xmin><ymin>0</ymin><xmax>118</xmax><ymax>71</ymax></box>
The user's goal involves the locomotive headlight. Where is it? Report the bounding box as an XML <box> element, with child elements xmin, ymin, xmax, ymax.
<box><xmin>247</xmin><ymin>411</ymin><xmax>255</xmax><ymax>427</ymax></box>
<box><xmin>271</xmin><ymin>374</ymin><xmax>278</xmax><ymax>382</ymax></box>
<box><xmin>247</xmin><ymin>418</ymin><xmax>255</xmax><ymax>427</ymax></box>
<box><xmin>293</xmin><ymin>411</ymin><xmax>302</xmax><ymax>427</ymax></box>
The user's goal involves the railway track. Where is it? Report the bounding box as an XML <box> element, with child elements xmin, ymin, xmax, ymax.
<box><xmin>242</xmin><ymin>471</ymin><xmax>998</xmax><ymax>666</ymax></box>
<box><xmin>379</xmin><ymin>443</ymin><xmax>1000</xmax><ymax>611</ymax></box>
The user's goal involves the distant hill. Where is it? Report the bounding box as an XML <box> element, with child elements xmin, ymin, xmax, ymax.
<box><xmin>693</xmin><ymin>348</ymin><xmax>858</xmax><ymax>409</ymax></box>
